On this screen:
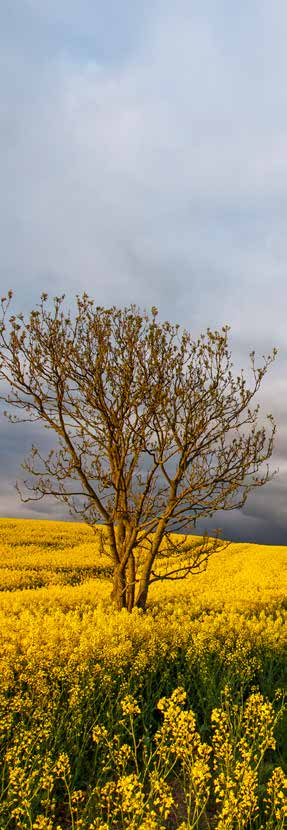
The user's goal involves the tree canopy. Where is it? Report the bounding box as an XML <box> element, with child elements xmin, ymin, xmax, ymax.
<box><xmin>0</xmin><ymin>291</ymin><xmax>277</xmax><ymax>610</ymax></box>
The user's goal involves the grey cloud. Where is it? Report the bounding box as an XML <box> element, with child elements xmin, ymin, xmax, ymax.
<box><xmin>1</xmin><ymin>0</ymin><xmax>152</xmax><ymax>66</ymax></box>
<box><xmin>0</xmin><ymin>2</ymin><xmax>287</xmax><ymax>540</ymax></box>
<box><xmin>0</xmin><ymin>404</ymin><xmax>69</xmax><ymax>520</ymax></box>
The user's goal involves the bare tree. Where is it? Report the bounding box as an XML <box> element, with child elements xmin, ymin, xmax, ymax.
<box><xmin>0</xmin><ymin>291</ymin><xmax>278</xmax><ymax>611</ymax></box>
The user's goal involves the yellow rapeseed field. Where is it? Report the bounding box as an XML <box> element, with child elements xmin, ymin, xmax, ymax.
<box><xmin>1</xmin><ymin>518</ymin><xmax>287</xmax><ymax>829</ymax></box>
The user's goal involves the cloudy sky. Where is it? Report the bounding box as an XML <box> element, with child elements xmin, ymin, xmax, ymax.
<box><xmin>1</xmin><ymin>0</ymin><xmax>287</xmax><ymax>543</ymax></box>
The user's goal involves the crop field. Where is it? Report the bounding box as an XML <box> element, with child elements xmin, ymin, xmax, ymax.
<box><xmin>1</xmin><ymin>517</ymin><xmax>287</xmax><ymax>829</ymax></box>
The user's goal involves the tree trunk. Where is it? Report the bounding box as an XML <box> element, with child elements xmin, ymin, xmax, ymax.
<box><xmin>135</xmin><ymin>523</ymin><xmax>168</xmax><ymax>610</ymax></box>
<box><xmin>135</xmin><ymin>567</ymin><xmax>151</xmax><ymax>611</ymax></box>
<box><xmin>126</xmin><ymin>554</ymin><xmax>135</xmax><ymax>612</ymax></box>
<box><xmin>110</xmin><ymin>565</ymin><xmax>126</xmax><ymax>610</ymax></box>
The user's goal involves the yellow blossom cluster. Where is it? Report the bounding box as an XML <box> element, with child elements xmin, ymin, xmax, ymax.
<box><xmin>1</xmin><ymin>518</ymin><xmax>287</xmax><ymax>828</ymax></box>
